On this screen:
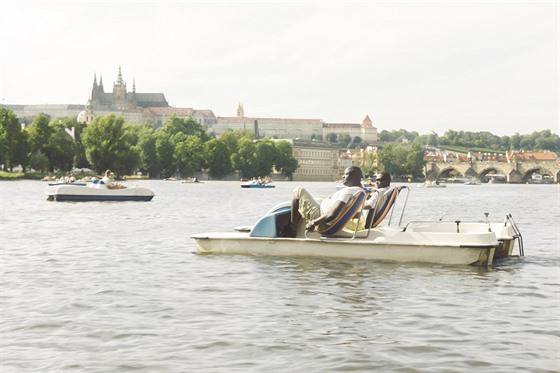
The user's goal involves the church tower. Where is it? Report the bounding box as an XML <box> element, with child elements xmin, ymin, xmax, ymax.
<box><xmin>237</xmin><ymin>103</ymin><xmax>244</xmax><ymax>118</ymax></box>
<box><xmin>112</xmin><ymin>66</ymin><xmax>128</xmax><ymax>109</ymax></box>
<box><xmin>129</xmin><ymin>77</ymin><xmax>136</xmax><ymax>102</ymax></box>
<box><xmin>90</xmin><ymin>73</ymin><xmax>107</xmax><ymax>108</ymax></box>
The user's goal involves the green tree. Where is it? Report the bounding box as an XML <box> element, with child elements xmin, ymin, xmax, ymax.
<box><xmin>0</xmin><ymin>124</ymin><xmax>7</xmax><ymax>168</ymax></box>
<box><xmin>217</xmin><ymin>130</ymin><xmax>240</xmax><ymax>155</ymax></box>
<box><xmin>340</xmin><ymin>133</ymin><xmax>352</xmax><ymax>147</ymax></box>
<box><xmin>29</xmin><ymin>150</ymin><xmax>49</xmax><ymax>172</ymax></box>
<box><xmin>45</xmin><ymin>121</ymin><xmax>76</xmax><ymax>172</ymax></box>
<box><xmin>510</xmin><ymin>133</ymin><xmax>522</xmax><ymax>150</ymax></box>
<box><xmin>204</xmin><ymin>138</ymin><xmax>233</xmax><ymax>178</ymax></box>
<box><xmin>273</xmin><ymin>140</ymin><xmax>298</xmax><ymax>177</ymax></box>
<box><xmin>378</xmin><ymin>143</ymin><xmax>425</xmax><ymax>179</ymax></box>
<box><xmin>69</xmin><ymin>120</ymin><xmax>90</xmax><ymax>169</ymax></box>
<box><xmin>326</xmin><ymin>133</ymin><xmax>337</xmax><ymax>143</ymax></box>
<box><xmin>254</xmin><ymin>139</ymin><xmax>276</xmax><ymax>177</ymax></box>
<box><xmin>231</xmin><ymin>138</ymin><xmax>257</xmax><ymax>179</ymax></box>
<box><xmin>378</xmin><ymin>144</ymin><xmax>396</xmax><ymax>175</ymax></box>
<box><xmin>156</xmin><ymin>133</ymin><xmax>175</xmax><ymax>178</ymax></box>
<box><xmin>81</xmin><ymin>114</ymin><xmax>139</xmax><ymax>175</ymax></box>
<box><xmin>26</xmin><ymin>114</ymin><xmax>52</xmax><ymax>156</ymax></box>
<box><xmin>0</xmin><ymin>107</ymin><xmax>29</xmax><ymax>171</ymax></box>
<box><xmin>534</xmin><ymin>130</ymin><xmax>560</xmax><ymax>152</ymax></box>
<box><xmin>405</xmin><ymin>142</ymin><xmax>426</xmax><ymax>178</ymax></box>
<box><xmin>162</xmin><ymin>115</ymin><xmax>209</xmax><ymax>141</ymax></box>
<box><xmin>360</xmin><ymin>151</ymin><xmax>378</xmax><ymax>177</ymax></box>
<box><xmin>174</xmin><ymin>135</ymin><xmax>204</xmax><ymax>177</ymax></box>
<box><xmin>136</xmin><ymin>124</ymin><xmax>159</xmax><ymax>177</ymax></box>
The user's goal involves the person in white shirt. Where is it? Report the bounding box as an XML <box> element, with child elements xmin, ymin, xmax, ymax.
<box><xmin>363</xmin><ymin>172</ymin><xmax>392</xmax><ymax>228</ymax></box>
<box><xmin>101</xmin><ymin>170</ymin><xmax>112</xmax><ymax>185</ymax></box>
<box><xmin>289</xmin><ymin>166</ymin><xmax>364</xmax><ymax>235</ymax></box>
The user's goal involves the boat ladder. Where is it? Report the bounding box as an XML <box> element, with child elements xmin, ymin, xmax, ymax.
<box><xmin>505</xmin><ymin>213</ymin><xmax>524</xmax><ymax>256</ymax></box>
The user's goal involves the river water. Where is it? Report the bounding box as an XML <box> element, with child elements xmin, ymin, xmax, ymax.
<box><xmin>1</xmin><ymin>180</ymin><xmax>559</xmax><ymax>373</ymax></box>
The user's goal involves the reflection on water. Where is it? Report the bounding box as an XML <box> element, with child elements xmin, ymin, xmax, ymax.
<box><xmin>1</xmin><ymin>181</ymin><xmax>558</xmax><ymax>372</ymax></box>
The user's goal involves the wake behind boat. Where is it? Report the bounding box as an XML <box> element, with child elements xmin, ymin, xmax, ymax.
<box><xmin>45</xmin><ymin>183</ymin><xmax>155</xmax><ymax>202</ymax></box>
<box><xmin>191</xmin><ymin>186</ymin><xmax>523</xmax><ymax>266</ymax></box>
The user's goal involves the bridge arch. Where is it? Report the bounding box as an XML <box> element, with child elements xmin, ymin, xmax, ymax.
<box><xmin>522</xmin><ymin>166</ymin><xmax>558</xmax><ymax>183</ymax></box>
<box><xmin>426</xmin><ymin>161</ymin><xmax>560</xmax><ymax>183</ymax></box>
<box><xmin>478</xmin><ymin>166</ymin><xmax>507</xmax><ymax>182</ymax></box>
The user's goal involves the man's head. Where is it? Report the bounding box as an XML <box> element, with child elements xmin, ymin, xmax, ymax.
<box><xmin>342</xmin><ymin>166</ymin><xmax>363</xmax><ymax>187</ymax></box>
<box><xmin>375</xmin><ymin>172</ymin><xmax>391</xmax><ymax>188</ymax></box>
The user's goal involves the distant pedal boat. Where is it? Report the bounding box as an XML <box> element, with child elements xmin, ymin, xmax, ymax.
<box><xmin>240</xmin><ymin>181</ymin><xmax>275</xmax><ymax>188</ymax></box>
<box><xmin>45</xmin><ymin>184</ymin><xmax>155</xmax><ymax>202</ymax></box>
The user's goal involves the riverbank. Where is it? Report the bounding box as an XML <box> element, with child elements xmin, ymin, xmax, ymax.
<box><xmin>0</xmin><ymin>171</ymin><xmax>44</xmax><ymax>180</ymax></box>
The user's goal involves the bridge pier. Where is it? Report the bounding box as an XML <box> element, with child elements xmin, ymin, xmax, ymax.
<box><xmin>507</xmin><ymin>170</ymin><xmax>523</xmax><ymax>183</ymax></box>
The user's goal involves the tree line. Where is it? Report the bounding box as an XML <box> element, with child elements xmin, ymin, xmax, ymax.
<box><xmin>0</xmin><ymin>107</ymin><xmax>298</xmax><ymax>179</ymax></box>
<box><xmin>1</xmin><ymin>105</ymin><xmax>557</xmax><ymax>180</ymax></box>
<box><xmin>378</xmin><ymin>128</ymin><xmax>559</xmax><ymax>153</ymax></box>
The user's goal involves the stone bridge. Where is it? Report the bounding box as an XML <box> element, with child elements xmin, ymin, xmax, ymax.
<box><xmin>425</xmin><ymin>160</ymin><xmax>560</xmax><ymax>183</ymax></box>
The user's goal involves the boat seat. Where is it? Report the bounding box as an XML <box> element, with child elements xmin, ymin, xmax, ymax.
<box><xmin>313</xmin><ymin>189</ymin><xmax>367</xmax><ymax>237</ymax></box>
<box><xmin>249</xmin><ymin>206</ymin><xmax>291</xmax><ymax>238</ymax></box>
<box><xmin>366</xmin><ymin>186</ymin><xmax>405</xmax><ymax>229</ymax></box>
<box><xmin>334</xmin><ymin>186</ymin><xmax>409</xmax><ymax>238</ymax></box>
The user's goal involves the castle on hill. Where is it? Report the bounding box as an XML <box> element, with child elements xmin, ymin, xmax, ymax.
<box><xmin>89</xmin><ymin>66</ymin><xmax>169</xmax><ymax>111</ymax></box>
<box><xmin>4</xmin><ymin>67</ymin><xmax>378</xmax><ymax>143</ymax></box>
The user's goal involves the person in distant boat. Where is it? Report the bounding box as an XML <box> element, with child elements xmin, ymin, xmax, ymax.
<box><xmin>100</xmin><ymin>170</ymin><xmax>125</xmax><ymax>189</ymax></box>
<box><xmin>288</xmin><ymin>166</ymin><xmax>364</xmax><ymax>236</ymax></box>
<box><xmin>108</xmin><ymin>172</ymin><xmax>126</xmax><ymax>189</ymax></box>
<box><xmin>100</xmin><ymin>170</ymin><xmax>112</xmax><ymax>185</ymax></box>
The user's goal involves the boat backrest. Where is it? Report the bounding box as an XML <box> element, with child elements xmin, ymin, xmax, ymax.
<box><xmin>366</xmin><ymin>186</ymin><xmax>407</xmax><ymax>229</ymax></box>
<box><xmin>317</xmin><ymin>190</ymin><xmax>367</xmax><ymax>237</ymax></box>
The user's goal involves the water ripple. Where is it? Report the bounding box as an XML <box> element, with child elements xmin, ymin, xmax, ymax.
<box><xmin>1</xmin><ymin>181</ymin><xmax>559</xmax><ymax>373</ymax></box>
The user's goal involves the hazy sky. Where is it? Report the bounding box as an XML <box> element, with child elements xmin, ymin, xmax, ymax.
<box><xmin>1</xmin><ymin>0</ymin><xmax>558</xmax><ymax>137</ymax></box>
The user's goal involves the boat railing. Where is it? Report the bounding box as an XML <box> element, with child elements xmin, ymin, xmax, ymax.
<box><xmin>358</xmin><ymin>185</ymin><xmax>410</xmax><ymax>239</ymax></box>
<box><xmin>402</xmin><ymin>214</ymin><xmax>524</xmax><ymax>256</ymax></box>
<box><xmin>387</xmin><ymin>186</ymin><xmax>410</xmax><ymax>228</ymax></box>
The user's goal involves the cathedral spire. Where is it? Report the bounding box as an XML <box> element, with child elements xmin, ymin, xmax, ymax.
<box><xmin>117</xmin><ymin>66</ymin><xmax>124</xmax><ymax>85</ymax></box>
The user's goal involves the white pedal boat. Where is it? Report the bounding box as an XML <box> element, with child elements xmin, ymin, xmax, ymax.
<box><xmin>45</xmin><ymin>183</ymin><xmax>155</xmax><ymax>202</ymax></box>
<box><xmin>191</xmin><ymin>187</ymin><xmax>523</xmax><ymax>266</ymax></box>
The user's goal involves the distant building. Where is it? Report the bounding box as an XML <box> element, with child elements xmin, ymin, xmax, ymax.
<box><xmin>323</xmin><ymin>115</ymin><xmax>378</xmax><ymax>143</ymax></box>
<box><xmin>90</xmin><ymin>66</ymin><xmax>169</xmax><ymax>111</ymax></box>
<box><xmin>5</xmin><ymin>67</ymin><xmax>217</xmax><ymax>127</ymax></box>
<box><xmin>213</xmin><ymin>104</ymin><xmax>324</xmax><ymax>140</ymax></box>
<box><xmin>506</xmin><ymin>150</ymin><xmax>558</xmax><ymax>162</ymax></box>
<box><xmin>288</xmin><ymin>139</ymin><xmax>341</xmax><ymax>181</ymax></box>
<box><xmin>212</xmin><ymin>104</ymin><xmax>378</xmax><ymax>143</ymax></box>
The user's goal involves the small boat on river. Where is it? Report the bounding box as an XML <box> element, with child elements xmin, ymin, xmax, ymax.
<box><xmin>240</xmin><ymin>181</ymin><xmax>275</xmax><ymax>188</ymax></box>
<box><xmin>182</xmin><ymin>177</ymin><xmax>203</xmax><ymax>183</ymax></box>
<box><xmin>419</xmin><ymin>180</ymin><xmax>446</xmax><ymax>188</ymax></box>
<box><xmin>464</xmin><ymin>179</ymin><xmax>482</xmax><ymax>185</ymax></box>
<box><xmin>47</xmin><ymin>181</ymin><xmax>87</xmax><ymax>187</ymax></box>
<box><xmin>191</xmin><ymin>186</ymin><xmax>523</xmax><ymax>266</ymax></box>
<box><xmin>46</xmin><ymin>183</ymin><xmax>155</xmax><ymax>202</ymax></box>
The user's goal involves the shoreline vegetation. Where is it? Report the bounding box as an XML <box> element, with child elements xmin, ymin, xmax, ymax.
<box><xmin>1</xmin><ymin>171</ymin><xmax>44</xmax><ymax>180</ymax></box>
